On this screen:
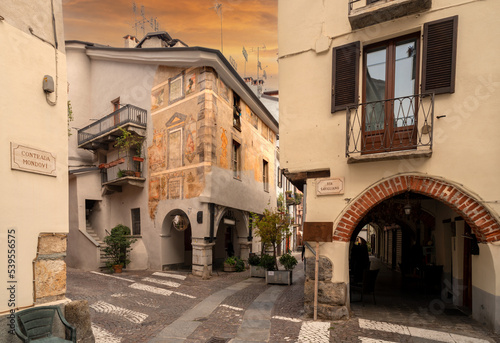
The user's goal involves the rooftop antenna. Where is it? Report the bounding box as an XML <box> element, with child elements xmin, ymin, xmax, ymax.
<box><xmin>249</xmin><ymin>44</ymin><xmax>266</xmax><ymax>82</ymax></box>
<box><xmin>242</xmin><ymin>46</ymin><xmax>248</xmax><ymax>77</ymax></box>
<box><xmin>132</xmin><ymin>2</ymin><xmax>160</xmax><ymax>37</ymax></box>
<box><xmin>209</xmin><ymin>2</ymin><xmax>223</xmax><ymax>53</ymax></box>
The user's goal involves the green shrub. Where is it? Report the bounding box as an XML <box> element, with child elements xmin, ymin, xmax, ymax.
<box><xmin>248</xmin><ymin>254</ymin><xmax>261</xmax><ymax>266</ymax></box>
<box><xmin>235</xmin><ymin>257</ymin><xmax>245</xmax><ymax>272</ymax></box>
<box><xmin>224</xmin><ymin>256</ymin><xmax>245</xmax><ymax>272</ymax></box>
<box><xmin>279</xmin><ymin>253</ymin><xmax>298</xmax><ymax>271</ymax></box>
<box><xmin>259</xmin><ymin>254</ymin><xmax>276</xmax><ymax>271</ymax></box>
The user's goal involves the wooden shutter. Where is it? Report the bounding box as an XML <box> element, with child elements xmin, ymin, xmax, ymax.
<box><xmin>422</xmin><ymin>16</ymin><xmax>458</xmax><ymax>94</ymax></box>
<box><xmin>331</xmin><ymin>41</ymin><xmax>360</xmax><ymax>113</ymax></box>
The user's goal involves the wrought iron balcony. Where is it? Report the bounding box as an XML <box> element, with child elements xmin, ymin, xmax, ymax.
<box><xmin>346</xmin><ymin>93</ymin><xmax>434</xmax><ymax>159</ymax></box>
<box><xmin>77</xmin><ymin>104</ymin><xmax>147</xmax><ymax>150</ymax></box>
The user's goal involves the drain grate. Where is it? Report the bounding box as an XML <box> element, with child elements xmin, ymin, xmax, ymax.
<box><xmin>205</xmin><ymin>337</ymin><xmax>230</xmax><ymax>343</ymax></box>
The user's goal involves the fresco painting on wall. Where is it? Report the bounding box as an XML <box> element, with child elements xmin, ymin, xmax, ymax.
<box><xmin>152</xmin><ymin>88</ymin><xmax>164</xmax><ymax>110</ymax></box>
<box><xmin>149</xmin><ymin>131</ymin><xmax>166</xmax><ymax>172</ymax></box>
<box><xmin>220</xmin><ymin>128</ymin><xmax>228</xmax><ymax>168</ymax></box>
<box><xmin>168</xmin><ymin>129</ymin><xmax>182</xmax><ymax>169</ymax></box>
<box><xmin>185</xmin><ymin>130</ymin><xmax>196</xmax><ymax>163</ymax></box>
<box><xmin>186</xmin><ymin>73</ymin><xmax>196</xmax><ymax>95</ymax></box>
<box><xmin>169</xmin><ymin>73</ymin><xmax>184</xmax><ymax>103</ymax></box>
<box><xmin>169</xmin><ymin>179</ymin><xmax>182</xmax><ymax>199</ymax></box>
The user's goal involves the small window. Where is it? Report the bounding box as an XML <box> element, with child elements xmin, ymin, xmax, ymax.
<box><xmin>263</xmin><ymin>160</ymin><xmax>269</xmax><ymax>192</ymax></box>
<box><xmin>233</xmin><ymin>93</ymin><xmax>242</xmax><ymax>130</ymax></box>
<box><xmin>232</xmin><ymin>140</ymin><xmax>241</xmax><ymax>179</ymax></box>
<box><xmin>131</xmin><ymin>208</ymin><xmax>141</xmax><ymax>235</ymax></box>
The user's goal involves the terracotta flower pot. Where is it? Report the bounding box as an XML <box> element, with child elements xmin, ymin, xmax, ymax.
<box><xmin>113</xmin><ymin>265</ymin><xmax>123</xmax><ymax>273</ymax></box>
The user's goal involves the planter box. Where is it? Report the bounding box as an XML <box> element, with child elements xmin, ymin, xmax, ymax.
<box><xmin>266</xmin><ymin>270</ymin><xmax>293</xmax><ymax>285</ymax></box>
<box><xmin>250</xmin><ymin>265</ymin><xmax>266</xmax><ymax>278</ymax></box>
<box><xmin>223</xmin><ymin>263</ymin><xmax>236</xmax><ymax>272</ymax></box>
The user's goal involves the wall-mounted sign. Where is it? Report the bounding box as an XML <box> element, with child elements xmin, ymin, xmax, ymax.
<box><xmin>316</xmin><ymin>177</ymin><xmax>344</xmax><ymax>195</ymax></box>
<box><xmin>303</xmin><ymin>222</ymin><xmax>333</xmax><ymax>242</ymax></box>
<box><xmin>11</xmin><ymin>143</ymin><xmax>56</xmax><ymax>177</ymax></box>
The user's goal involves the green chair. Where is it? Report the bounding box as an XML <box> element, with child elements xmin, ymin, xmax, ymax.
<box><xmin>14</xmin><ymin>305</ymin><xmax>76</xmax><ymax>342</ymax></box>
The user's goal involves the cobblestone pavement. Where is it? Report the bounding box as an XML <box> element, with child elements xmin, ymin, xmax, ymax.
<box><xmin>66</xmin><ymin>255</ymin><xmax>500</xmax><ymax>343</ymax></box>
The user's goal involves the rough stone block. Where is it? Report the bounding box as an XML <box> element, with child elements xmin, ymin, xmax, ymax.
<box><xmin>305</xmin><ymin>256</ymin><xmax>333</xmax><ymax>281</ymax></box>
<box><xmin>38</xmin><ymin>233</ymin><xmax>67</xmax><ymax>255</ymax></box>
<box><xmin>34</xmin><ymin>259</ymin><xmax>66</xmax><ymax>300</ymax></box>
<box><xmin>304</xmin><ymin>280</ymin><xmax>346</xmax><ymax>306</ymax></box>
<box><xmin>304</xmin><ymin>302</ymin><xmax>349</xmax><ymax>320</ymax></box>
<box><xmin>65</xmin><ymin>300</ymin><xmax>95</xmax><ymax>343</ymax></box>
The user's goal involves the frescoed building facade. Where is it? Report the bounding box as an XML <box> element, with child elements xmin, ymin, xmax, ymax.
<box><xmin>279</xmin><ymin>0</ymin><xmax>500</xmax><ymax>332</ymax></box>
<box><xmin>66</xmin><ymin>32</ymin><xmax>278</xmax><ymax>276</ymax></box>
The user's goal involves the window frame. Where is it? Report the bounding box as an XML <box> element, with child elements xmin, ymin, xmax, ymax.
<box><xmin>131</xmin><ymin>208</ymin><xmax>141</xmax><ymax>236</ymax></box>
<box><xmin>232</xmin><ymin>140</ymin><xmax>241</xmax><ymax>179</ymax></box>
<box><xmin>361</xmin><ymin>32</ymin><xmax>421</xmax><ymax>153</ymax></box>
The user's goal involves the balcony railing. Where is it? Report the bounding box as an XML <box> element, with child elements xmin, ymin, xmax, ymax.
<box><xmin>77</xmin><ymin>104</ymin><xmax>147</xmax><ymax>148</ymax></box>
<box><xmin>100</xmin><ymin>155</ymin><xmax>145</xmax><ymax>185</ymax></box>
<box><xmin>346</xmin><ymin>93</ymin><xmax>434</xmax><ymax>157</ymax></box>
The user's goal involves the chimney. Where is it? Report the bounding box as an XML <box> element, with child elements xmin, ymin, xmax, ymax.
<box><xmin>123</xmin><ymin>35</ymin><xmax>138</xmax><ymax>48</ymax></box>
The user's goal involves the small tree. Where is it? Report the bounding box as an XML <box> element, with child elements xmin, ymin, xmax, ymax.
<box><xmin>104</xmin><ymin>224</ymin><xmax>137</xmax><ymax>269</ymax></box>
<box><xmin>252</xmin><ymin>196</ymin><xmax>291</xmax><ymax>271</ymax></box>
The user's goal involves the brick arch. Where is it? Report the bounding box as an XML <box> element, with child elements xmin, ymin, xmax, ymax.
<box><xmin>334</xmin><ymin>174</ymin><xmax>500</xmax><ymax>243</ymax></box>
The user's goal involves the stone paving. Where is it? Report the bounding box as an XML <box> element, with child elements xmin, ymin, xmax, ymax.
<box><xmin>66</xmin><ymin>254</ymin><xmax>500</xmax><ymax>343</ymax></box>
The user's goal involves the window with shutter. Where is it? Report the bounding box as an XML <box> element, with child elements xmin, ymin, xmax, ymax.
<box><xmin>331</xmin><ymin>41</ymin><xmax>360</xmax><ymax>113</ymax></box>
<box><xmin>422</xmin><ymin>16</ymin><xmax>458</xmax><ymax>95</ymax></box>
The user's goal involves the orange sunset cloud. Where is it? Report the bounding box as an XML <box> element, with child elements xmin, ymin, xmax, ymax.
<box><xmin>62</xmin><ymin>0</ymin><xmax>279</xmax><ymax>90</ymax></box>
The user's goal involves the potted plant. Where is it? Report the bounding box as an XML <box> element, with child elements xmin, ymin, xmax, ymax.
<box><xmin>252</xmin><ymin>195</ymin><xmax>293</xmax><ymax>284</ymax></box>
<box><xmin>103</xmin><ymin>224</ymin><xmax>137</xmax><ymax>273</ymax></box>
<box><xmin>249</xmin><ymin>254</ymin><xmax>265</xmax><ymax>278</ymax></box>
<box><xmin>277</xmin><ymin>253</ymin><xmax>298</xmax><ymax>283</ymax></box>
<box><xmin>114</xmin><ymin>127</ymin><xmax>144</xmax><ymax>176</ymax></box>
<box><xmin>223</xmin><ymin>256</ymin><xmax>245</xmax><ymax>272</ymax></box>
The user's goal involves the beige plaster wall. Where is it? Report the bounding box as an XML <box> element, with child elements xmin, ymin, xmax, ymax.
<box><xmin>0</xmin><ymin>1</ymin><xmax>68</xmax><ymax>311</ymax></box>
<box><xmin>279</xmin><ymin>0</ymin><xmax>500</xmax><ymax>213</ymax></box>
<box><xmin>279</xmin><ymin>0</ymin><xmax>500</xmax><ymax>290</ymax></box>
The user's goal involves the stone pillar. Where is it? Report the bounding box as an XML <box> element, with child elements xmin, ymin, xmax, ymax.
<box><xmin>65</xmin><ymin>300</ymin><xmax>95</xmax><ymax>343</ymax></box>
<box><xmin>192</xmin><ymin>239</ymin><xmax>215</xmax><ymax>277</ymax></box>
<box><xmin>239</xmin><ymin>240</ymin><xmax>252</xmax><ymax>267</ymax></box>
<box><xmin>304</xmin><ymin>256</ymin><xmax>349</xmax><ymax>320</ymax></box>
<box><xmin>34</xmin><ymin>233</ymin><xmax>67</xmax><ymax>304</ymax></box>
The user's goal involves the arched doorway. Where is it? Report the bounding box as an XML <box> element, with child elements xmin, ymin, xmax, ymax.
<box><xmin>160</xmin><ymin>209</ymin><xmax>192</xmax><ymax>270</ymax></box>
<box><xmin>337</xmin><ymin>174</ymin><xmax>500</xmax><ymax>324</ymax></box>
<box><xmin>213</xmin><ymin>208</ymin><xmax>250</xmax><ymax>270</ymax></box>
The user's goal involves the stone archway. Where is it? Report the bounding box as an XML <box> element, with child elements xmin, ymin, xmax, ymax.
<box><xmin>334</xmin><ymin>174</ymin><xmax>500</xmax><ymax>243</ymax></box>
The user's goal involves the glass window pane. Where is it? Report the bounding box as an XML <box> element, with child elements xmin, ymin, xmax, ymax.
<box><xmin>365</xmin><ymin>48</ymin><xmax>386</xmax><ymax>131</ymax></box>
<box><xmin>394</xmin><ymin>39</ymin><xmax>417</xmax><ymax>127</ymax></box>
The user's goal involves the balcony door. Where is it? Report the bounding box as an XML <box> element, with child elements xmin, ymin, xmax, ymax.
<box><xmin>362</xmin><ymin>34</ymin><xmax>419</xmax><ymax>154</ymax></box>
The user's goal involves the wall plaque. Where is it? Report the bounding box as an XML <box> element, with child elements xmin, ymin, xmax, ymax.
<box><xmin>11</xmin><ymin>143</ymin><xmax>56</xmax><ymax>177</ymax></box>
<box><xmin>303</xmin><ymin>222</ymin><xmax>333</xmax><ymax>242</ymax></box>
<box><xmin>316</xmin><ymin>177</ymin><xmax>344</xmax><ymax>195</ymax></box>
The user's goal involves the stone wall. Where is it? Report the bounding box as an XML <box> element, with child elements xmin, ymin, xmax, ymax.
<box><xmin>304</xmin><ymin>256</ymin><xmax>349</xmax><ymax>320</ymax></box>
<box><xmin>34</xmin><ymin>233</ymin><xmax>67</xmax><ymax>304</ymax></box>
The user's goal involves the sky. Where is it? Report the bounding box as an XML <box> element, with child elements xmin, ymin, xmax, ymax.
<box><xmin>62</xmin><ymin>0</ymin><xmax>279</xmax><ymax>90</ymax></box>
